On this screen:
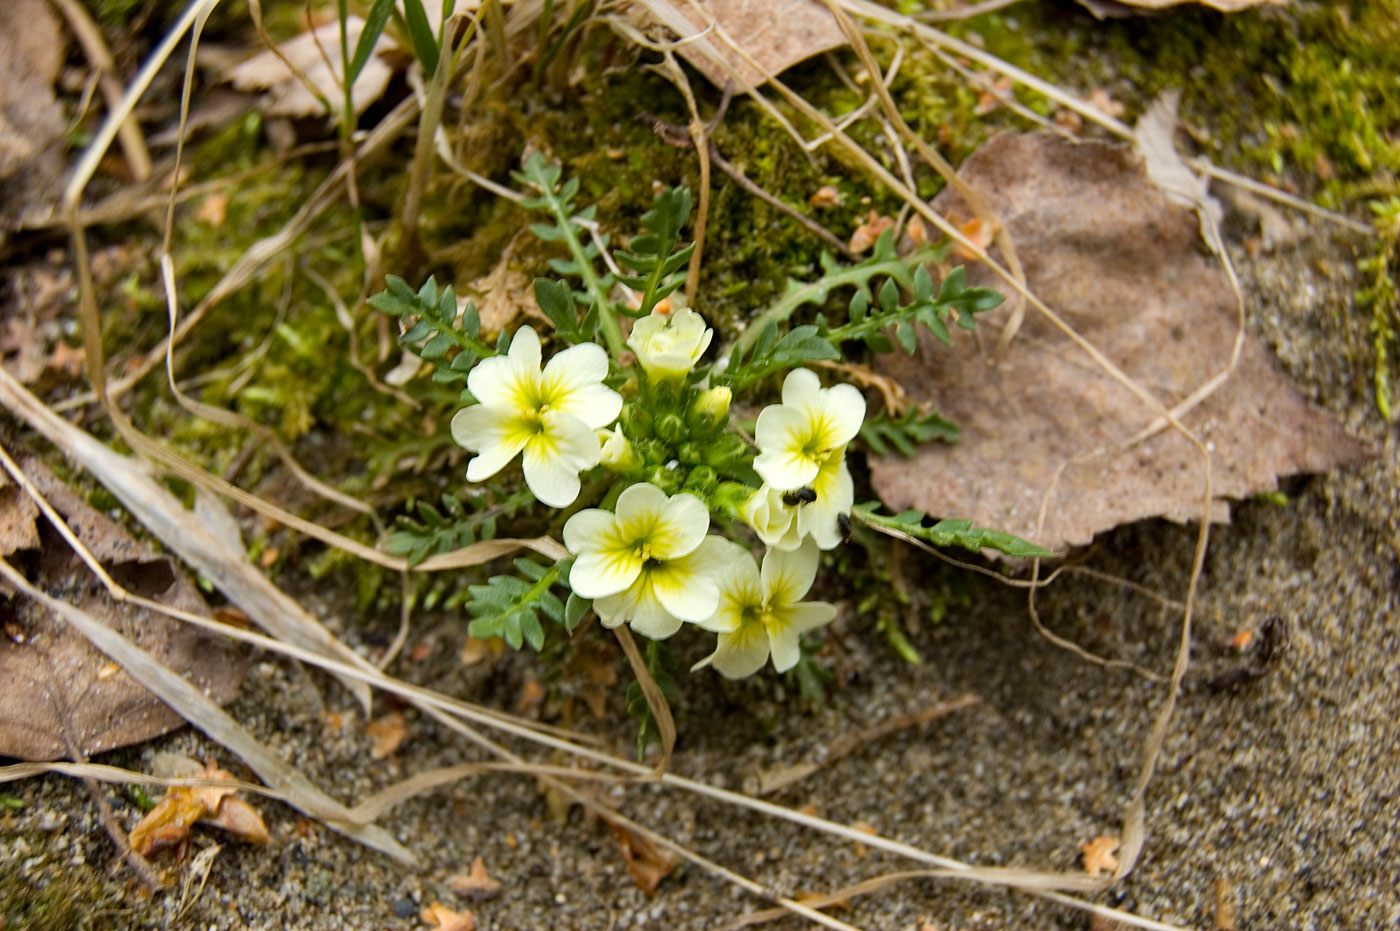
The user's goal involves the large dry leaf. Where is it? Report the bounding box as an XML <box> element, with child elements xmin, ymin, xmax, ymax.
<box><xmin>226</xmin><ymin>17</ymin><xmax>394</xmax><ymax>118</ymax></box>
<box><xmin>0</xmin><ymin>458</ymin><xmax>249</xmax><ymax>761</ymax></box>
<box><xmin>0</xmin><ymin>0</ymin><xmax>66</xmax><ymax>229</ymax></box>
<box><xmin>635</xmin><ymin>0</ymin><xmax>847</xmax><ymax>89</ymax></box>
<box><xmin>869</xmin><ymin>133</ymin><xmax>1372</xmax><ymax>552</ymax></box>
<box><xmin>1077</xmin><ymin>0</ymin><xmax>1284</xmax><ymax>15</ymax></box>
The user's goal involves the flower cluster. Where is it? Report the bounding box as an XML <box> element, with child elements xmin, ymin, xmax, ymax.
<box><xmin>449</xmin><ymin>305</ymin><xmax>857</xmax><ymax>676</ymax></box>
<box><xmin>366</xmin><ymin>163</ymin><xmax>1011</xmax><ymax>696</ymax></box>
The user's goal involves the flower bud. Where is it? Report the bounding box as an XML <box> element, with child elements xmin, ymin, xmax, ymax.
<box><xmin>685</xmin><ymin>386</ymin><xmax>732</xmax><ymax>437</ymax></box>
<box><xmin>677</xmin><ymin>441</ymin><xmax>705</xmax><ymax>465</ymax></box>
<box><xmin>710</xmin><ymin>482</ymin><xmax>755</xmax><ymax>521</ymax></box>
<box><xmin>682</xmin><ymin>465</ymin><xmax>718</xmax><ymax>497</ymax></box>
<box><xmin>703</xmin><ymin>434</ymin><xmax>751</xmax><ymax>471</ymax></box>
<box><xmin>626</xmin><ymin>308</ymin><xmax>713</xmax><ymax>385</ymax></box>
<box><xmin>644</xmin><ymin>462</ymin><xmax>685</xmax><ymax>494</ymax></box>
<box><xmin>598</xmin><ymin>428</ymin><xmax>642</xmax><ymax>474</ymax></box>
<box><xmin>620</xmin><ymin>403</ymin><xmax>653</xmax><ymax>439</ymax></box>
<box><xmin>655</xmin><ymin>411</ymin><xmax>686</xmax><ymax>445</ymax></box>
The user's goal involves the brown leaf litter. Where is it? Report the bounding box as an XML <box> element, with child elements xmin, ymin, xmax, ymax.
<box><xmin>1076</xmin><ymin>0</ymin><xmax>1284</xmax><ymax>16</ymax></box>
<box><xmin>0</xmin><ymin>457</ymin><xmax>249</xmax><ymax>760</ymax></box>
<box><xmin>226</xmin><ymin>16</ymin><xmax>394</xmax><ymax>118</ymax></box>
<box><xmin>0</xmin><ymin>0</ymin><xmax>67</xmax><ymax>232</ymax></box>
<box><xmin>639</xmin><ymin>0</ymin><xmax>848</xmax><ymax>90</ymax></box>
<box><xmin>869</xmin><ymin>133</ymin><xmax>1372</xmax><ymax>552</ymax></box>
<box><xmin>447</xmin><ymin>856</ymin><xmax>504</xmax><ymax>901</ymax></box>
<box><xmin>128</xmin><ymin>757</ymin><xmax>270</xmax><ymax>857</ymax></box>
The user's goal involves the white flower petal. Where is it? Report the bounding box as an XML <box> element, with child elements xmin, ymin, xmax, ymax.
<box><xmin>761</xmin><ymin>539</ymin><xmax>821</xmax><ymax>606</ymax></box>
<box><xmin>563</xmin><ymin>508</ymin><xmax>617</xmax><ymax>555</ymax></box>
<box><xmin>648</xmin><ymin>541</ymin><xmax>723</xmax><ymax>623</ymax></box>
<box><xmin>743</xmin><ymin>485</ymin><xmax>802</xmax><ymax>550</ymax></box>
<box><xmin>593</xmin><ymin>591</ymin><xmax>628</xmax><ymax>629</ymax></box>
<box><xmin>625</xmin><ymin>579</ymin><xmax>685</xmax><ymax>640</ymax></box>
<box><xmin>453</xmin><ymin>406</ymin><xmax>526</xmax><ymax>481</ymax></box>
<box><xmin>780</xmin><ymin>367</ymin><xmax>822</xmax><ymax>408</ymax></box>
<box><xmin>570</xmin><ymin>551</ymin><xmax>641</xmax><ymax>598</ymax></box>
<box><xmin>823</xmin><ymin>383</ymin><xmax>867</xmax><ymax>447</ymax></box>
<box><xmin>704</xmin><ymin>620</ymin><xmax>771</xmax><ymax>679</ymax></box>
<box><xmin>521</xmin><ymin>452</ymin><xmax>580</xmax><ymax>508</ymax></box>
<box><xmin>649</xmin><ymin>492</ymin><xmax>710</xmax><ymax>560</ymax></box>
<box><xmin>465</xmin><ymin>354</ymin><xmax>525</xmax><ymax>410</ymax></box>
<box><xmin>767</xmin><ymin>601</ymin><xmax>837</xmax><ymax>672</ymax></box>
<box><xmin>799</xmin><ymin>455</ymin><xmax>854</xmax><ymax>550</ymax></box>
<box><xmin>507</xmin><ymin>325</ymin><xmax>543</xmax><ymax>376</ymax></box>
<box><xmin>555</xmin><ymin>382</ymin><xmax>623</xmax><ymax>429</ymax></box>
<box><xmin>614</xmin><ymin>483</ymin><xmax>669</xmax><ymax>537</ymax></box>
<box><xmin>566</xmin><ymin>506</ymin><xmax>642</xmax><ymax>598</ymax></box>
<box><xmin>521</xmin><ymin>413</ymin><xmax>598</xmax><ymax>507</ymax></box>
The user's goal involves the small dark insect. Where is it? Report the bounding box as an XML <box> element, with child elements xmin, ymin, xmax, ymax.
<box><xmin>782</xmin><ymin>487</ymin><xmax>817</xmax><ymax>506</ymax></box>
<box><xmin>837</xmin><ymin>512</ymin><xmax>852</xmax><ymax>543</ymax></box>
<box><xmin>1208</xmin><ymin>615</ymin><xmax>1288</xmax><ymax>693</ymax></box>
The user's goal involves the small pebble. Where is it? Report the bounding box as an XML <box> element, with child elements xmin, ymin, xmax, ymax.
<box><xmin>393</xmin><ymin>897</ymin><xmax>416</xmax><ymax>918</ymax></box>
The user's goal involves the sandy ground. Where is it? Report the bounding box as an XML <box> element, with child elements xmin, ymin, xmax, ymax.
<box><xmin>3</xmin><ymin>204</ymin><xmax>1397</xmax><ymax>931</ymax></box>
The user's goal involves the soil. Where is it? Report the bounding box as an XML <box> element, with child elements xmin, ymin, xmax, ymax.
<box><xmin>4</xmin><ymin>227</ymin><xmax>1396</xmax><ymax>930</ymax></box>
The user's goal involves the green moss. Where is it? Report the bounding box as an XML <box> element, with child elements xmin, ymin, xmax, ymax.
<box><xmin>0</xmin><ymin>837</ymin><xmax>141</xmax><ymax>931</ymax></box>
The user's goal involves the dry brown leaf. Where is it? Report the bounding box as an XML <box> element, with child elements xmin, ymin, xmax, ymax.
<box><xmin>1078</xmin><ymin>0</ymin><xmax>1283</xmax><ymax>15</ymax></box>
<box><xmin>0</xmin><ymin>458</ymin><xmax>249</xmax><ymax>760</ymax></box>
<box><xmin>639</xmin><ymin>0</ymin><xmax>848</xmax><ymax>90</ymax></box>
<box><xmin>47</xmin><ymin>341</ymin><xmax>86</xmax><ymax>378</ymax></box>
<box><xmin>225</xmin><ymin>18</ymin><xmax>393</xmax><ymax>118</ymax></box>
<box><xmin>809</xmin><ymin>185</ymin><xmax>843</xmax><ymax>208</ymax></box>
<box><xmin>869</xmin><ymin>133</ymin><xmax>1372</xmax><ymax>552</ymax></box>
<box><xmin>1081</xmin><ymin>835</ymin><xmax>1121</xmax><ymax>877</ymax></box>
<box><xmin>130</xmin><ymin>759</ymin><xmax>270</xmax><ymax>855</ymax></box>
<box><xmin>195</xmin><ymin>193</ymin><xmax>229</xmax><ymax>227</ymax></box>
<box><xmin>0</xmin><ymin>478</ymin><xmax>40</xmax><ymax>556</ymax></box>
<box><xmin>447</xmin><ymin>856</ymin><xmax>503</xmax><ymax>901</ymax></box>
<box><xmin>849</xmin><ymin>211</ymin><xmax>895</xmax><ymax>254</ymax></box>
<box><xmin>609</xmin><ymin>822</ymin><xmax>677</xmax><ymax>893</ymax></box>
<box><xmin>208</xmin><ymin>795</ymin><xmax>271</xmax><ymax>845</ymax></box>
<box><xmin>421</xmin><ymin>902</ymin><xmax>476</xmax><ymax>931</ymax></box>
<box><xmin>130</xmin><ymin>787</ymin><xmax>207</xmax><ymax>857</ymax></box>
<box><xmin>0</xmin><ymin>0</ymin><xmax>66</xmax><ymax>228</ymax></box>
<box><xmin>366</xmin><ymin>710</ymin><xmax>409</xmax><ymax>759</ymax></box>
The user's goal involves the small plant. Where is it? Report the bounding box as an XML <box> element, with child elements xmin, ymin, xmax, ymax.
<box><xmin>370</xmin><ymin>152</ymin><xmax>1046</xmax><ymax>738</ymax></box>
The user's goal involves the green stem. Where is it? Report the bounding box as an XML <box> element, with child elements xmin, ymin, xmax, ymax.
<box><xmin>733</xmin><ymin>245</ymin><xmax>940</xmax><ymax>358</ymax></box>
<box><xmin>544</xmin><ymin>200</ymin><xmax>627</xmax><ymax>360</ymax></box>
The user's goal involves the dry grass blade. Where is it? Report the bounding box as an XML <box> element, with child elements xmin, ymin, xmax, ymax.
<box><xmin>0</xmin><ymin>365</ymin><xmax>376</xmax><ymax>710</ymax></box>
<box><xmin>0</xmin><ymin>557</ymin><xmax>414</xmax><ymax>864</ymax></box>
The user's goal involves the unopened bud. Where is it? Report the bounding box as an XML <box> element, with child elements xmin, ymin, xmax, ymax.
<box><xmin>655</xmin><ymin>411</ymin><xmax>686</xmax><ymax>445</ymax></box>
<box><xmin>682</xmin><ymin>465</ymin><xmax>718</xmax><ymax>496</ymax></box>
<box><xmin>598</xmin><ymin>429</ymin><xmax>641</xmax><ymax>474</ymax></box>
<box><xmin>685</xmin><ymin>386</ymin><xmax>732</xmax><ymax>437</ymax></box>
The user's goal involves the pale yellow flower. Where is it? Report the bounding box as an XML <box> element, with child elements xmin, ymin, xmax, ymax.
<box><xmin>626</xmin><ymin>308</ymin><xmax>712</xmax><ymax>384</ymax></box>
<box><xmin>450</xmin><ymin>326</ymin><xmax>621</xmax><ymax>507</ymax></box>
<box><xmin>564</xmin><ymin>483</ymin><xmax>730</xmax><ymax>640</ymax></box>
<box><xmin>693</xmin><ymin>541</ymin><xmax>836</xmax><ymax>678</ymax></box>
<box><xmin>754</xmin><ymin>368</ymin><xmax>865</xmax><ymax>491</ymax></box>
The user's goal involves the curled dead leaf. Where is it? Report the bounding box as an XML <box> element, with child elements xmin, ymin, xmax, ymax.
<box><xmin>1081</xmin><ymin>835</ymin><xmax>1121</xmax><ymax>877</ymax></box>
<box><xmin>366</xmin><ymin>710</ymin><xmax>409</xmax><ymax>760</ymax></box>
<box><xmin>421</xmin><ymin>901</ymin><xmax>476</xmax><ymax>931</ymax></box>
<box><xmin>849</xmin><ymin>211</ymin><xmax>895</xmax><ymax>254</ymax></box>
<box><xmin>631</xmin><ymin>0</ymin><xmax>847</xmax><ymax>90</ymax></box>
<box><xmin>609</xmin><ymin>822</ymin><xmax>677</xmax><ymax>893</ymax></box>
<box><xmin>447</xmin><ymin>856</ymin><xmax>503</xmax><ymax>901</ymax></box>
